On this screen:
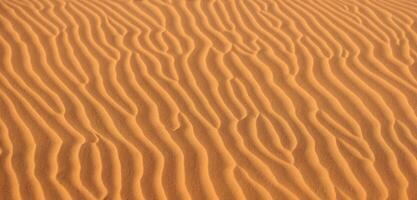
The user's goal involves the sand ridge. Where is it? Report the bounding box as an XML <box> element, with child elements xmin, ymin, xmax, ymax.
<box><xmin>0</xmin><ymin>0</ymin><xmax>417</xmax><ymax>199</ymax></box>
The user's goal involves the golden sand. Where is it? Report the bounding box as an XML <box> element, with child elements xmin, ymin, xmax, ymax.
<box><xmin>1</xmin><ymin>0</ymin><xmax>417</xmax><ymax>199</ymax></box>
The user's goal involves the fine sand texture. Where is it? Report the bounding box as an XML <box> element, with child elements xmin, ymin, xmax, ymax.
<box><xmin>1</xmin><ymin>0</ymin><xmax>417</xmax><ymax>199</ymax></box>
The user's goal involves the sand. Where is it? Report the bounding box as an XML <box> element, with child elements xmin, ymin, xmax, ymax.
<box><xmin>0</xmin><ymin>0</ymin><xmax>417</xmax><ymax>199</ymax></box>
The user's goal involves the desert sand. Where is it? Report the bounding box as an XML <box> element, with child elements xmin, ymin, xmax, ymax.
<box><xmin>0</xmin><ymin>0</ymin><xmax>417</xmax><ymax>199</ymax></box>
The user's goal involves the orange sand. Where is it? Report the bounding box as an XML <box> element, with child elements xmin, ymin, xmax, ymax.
<box><xmin>1</xmin><ymin>0</ymin><xmax>417</xmax><ymax>199</ymax></box>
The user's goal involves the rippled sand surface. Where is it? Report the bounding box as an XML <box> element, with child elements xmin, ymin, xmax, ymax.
<box><xmin>1</xmin><ymin>0</ymin><xmax>417</xmax><ymax>199</ymax></box>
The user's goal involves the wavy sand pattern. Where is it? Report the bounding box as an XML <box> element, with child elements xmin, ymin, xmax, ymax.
<box><xmin>1</xmin><ymin>0</ymin><xmax>417</xmax><ymax>199</ymax></box>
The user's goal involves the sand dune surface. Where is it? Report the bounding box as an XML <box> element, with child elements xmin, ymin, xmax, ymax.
<box><xmin>1</xmin><ymin>0</ymin><xmax>417</xmax><ymax>199</ymax></box>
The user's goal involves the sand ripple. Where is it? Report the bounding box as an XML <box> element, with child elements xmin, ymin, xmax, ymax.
<box><xmin>1</xmin><ymin>0</ymin><xmax>417</xmax><ymax>199</ymax></box>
